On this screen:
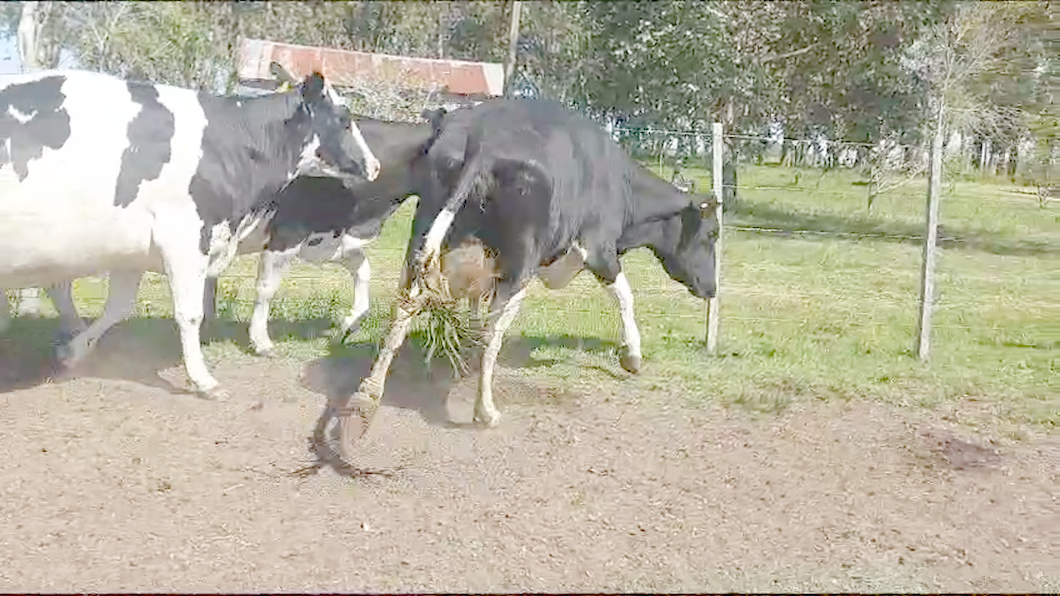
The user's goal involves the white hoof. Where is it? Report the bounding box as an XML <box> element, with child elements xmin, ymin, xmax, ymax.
<box><xmin>196</xmin><ymin>384</ymin><xmax>231</xmax><ymax>401</ymax></box>
<box><xmin>473</xmin><ymin>405</ymin><xmax>501</xmax><ymax>428</ymax></box>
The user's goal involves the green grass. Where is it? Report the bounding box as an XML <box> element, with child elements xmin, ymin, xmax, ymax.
<box><xmin>10</xmin><ymin>164</ymin><xmax>1058</xmax><ymax>427</ymax></box>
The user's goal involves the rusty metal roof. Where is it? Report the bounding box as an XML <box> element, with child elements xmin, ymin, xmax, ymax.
<box><xmin>237</xmin><ymin>38</ymin><xmax>505</xmax><ymax>97</ymax></box>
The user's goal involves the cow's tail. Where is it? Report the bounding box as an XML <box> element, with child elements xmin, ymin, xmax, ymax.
<box><xmin>416</xmin><ymin>141</ymin><xmax>489</xmax><ymax>288</ymax></box>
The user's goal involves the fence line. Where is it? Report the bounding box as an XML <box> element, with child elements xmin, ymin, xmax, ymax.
<box><xmin>59</xmin><ymin>293</ymin><xmax>1008</xmax><ymax>331</ymax></box>
<box><xmin>724</xmin><ymin>133</ymin><xmax>918</xmax><ymax>150</ymax></box>
<box><xmin>611</xmin><ymin>129</ymin><xmax>924</xmax><ymax>152</ymax></box>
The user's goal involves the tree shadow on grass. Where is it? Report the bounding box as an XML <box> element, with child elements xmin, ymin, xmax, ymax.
<box><xmin>730</xmin><ymin>198</ymin><xmax>1058</xmax><ymax>257</ymax></box>
<box><xmin>0</xmin><ymin>315</ymin><xmax>335</xmax><ymax>395</ymax></box>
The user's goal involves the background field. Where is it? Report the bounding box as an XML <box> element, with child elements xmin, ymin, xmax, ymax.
<box><xmin>16</xmin><ymin>163</ymin><xmax>1056</xmax><ymax>429</ymax></box>
<box><xmin>2</xmin><ymin>163</ymin><xmax>1057</xmax><ymax>592</ymax></box>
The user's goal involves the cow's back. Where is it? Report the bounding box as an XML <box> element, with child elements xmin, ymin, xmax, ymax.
<box><xmin>427</xmin><ymin>99</ymin><xmax>632</xmax><ymax>262</ymax></box>
<box><xmin>0</xmin><ymin>70</ymin><xmax>206</xmax><ymax>285</ymax></box>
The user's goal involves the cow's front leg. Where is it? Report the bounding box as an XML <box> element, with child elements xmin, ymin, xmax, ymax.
<box><xmin>55</xmin><ymin>270</ymin><xmax>141</xmax><ymax>369</ymax></box>
<box><xmin>604</xmin><ymin>271</ymin><xmax>642</xmax><ymax>374</ymax></box>
<box><xmin>474</xmin><ymin>280</ymin><xmax>528</xmax><ymax>427</ymax></box>
<box><xmin>159</xmin><ymin>237</ymin><xmax>225</xmax><ymax>400</ymax></box>
<box><xmin>249</xmin><ymin>247</ymin><xmax>298</xmax><ymax>357</ymax></box>
<box><xmin>587</xmin><ymin>250</ymin><xmax>642</xmax><ymax>374</ymax></box>
<box><xmin>339</xmin><ymin>263</ymin><xmax>421</xmax><ymax>459</ymax></box>
<box><xmin>336</xmin><ymin>250</ymin><xmax>370</xmax><ymax>343</ymax></box>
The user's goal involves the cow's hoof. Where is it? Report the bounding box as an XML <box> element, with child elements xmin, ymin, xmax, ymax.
<box><xmin>338</xmin><ymin>392</ymin><xmax>380</xmax><ymax>460</ymax></box>
<box><xmin>53</xmin><ymin>343</ymin><xmax>82</xmax><ymax>370</ymax></box>
<box><xmin>253</xmin><ymin>347</ymin><xmax>276</xmax><ymax>359</ymax></box>
<box><xmin>197</xmin><ymin>385</ymin><xmax>232</xmax><ymax>401</ymax></box>
<box><xmin>473</xmin><ymin>406</ymin><xmax>501</xmax><ymax>428</ymax></box>
<box><xmin>620</xmin><ymin>352</ymin><xmax>642</xmax><ymax>374</ymax></box>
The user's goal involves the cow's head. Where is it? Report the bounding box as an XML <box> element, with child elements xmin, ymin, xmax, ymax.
<box><xmin>652</xmin><ymin>196</ymin><xmax>719</xmax><ymax>300</ymax></box>
<box><xmin>293</xmin><ymin>71</ymin><xmax>380</xmax><ymax>182</ymax></box>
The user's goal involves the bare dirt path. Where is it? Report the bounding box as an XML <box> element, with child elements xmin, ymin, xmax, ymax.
<box><xmin>0</xmin><ymin>328</ymin><xmax>1056</xmax><ymax>592</ymax></box>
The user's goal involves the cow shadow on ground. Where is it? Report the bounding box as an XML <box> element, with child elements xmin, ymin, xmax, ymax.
<box><xmin>297</xmin><ymin>330</ymin><xmax>627</xmax><ymax>476</ymax></box>
<box><xmin>0</xmin><ymin>315</ymin><xmax>335</xmax><ymax>396</ymax></box>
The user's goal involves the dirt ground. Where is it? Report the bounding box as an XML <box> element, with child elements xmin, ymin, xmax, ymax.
<box><xmin>0</xmin><ymin>325</ymin><xmax>1056</xmax><ymax>592</ymax></box>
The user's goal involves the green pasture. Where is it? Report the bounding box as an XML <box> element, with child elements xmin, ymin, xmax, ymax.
<box><xmin>9</xmin><ymin>164</ymin><xmax>1058</xmax><ymax>428</ymax></box>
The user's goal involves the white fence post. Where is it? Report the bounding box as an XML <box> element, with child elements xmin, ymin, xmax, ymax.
<box><xmin>915</xmin><ymin>105</ymin><xmax>946</xmax><ymax>361</ymax></box>
<box><xmin>706</xmin><ymin>122</ymin><xmax>724</xmax><ymax>355</ymax></box>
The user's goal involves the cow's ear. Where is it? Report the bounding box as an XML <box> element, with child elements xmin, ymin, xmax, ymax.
<box><xmin>697</xmin><ymin>196</ymin><xmax>719</xmax><ymax>215</ymax></box>
<box><xmin>301</xmin><ymin>72</ymin><xmax>325</xmax><ymax>103</ymax></box>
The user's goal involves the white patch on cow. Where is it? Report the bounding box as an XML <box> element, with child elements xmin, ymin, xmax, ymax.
<box><xmin>7</xmin><ymin>105</ymin><xmax>34</xmax><ymax>124</ymax></box>
<box><xmin>421</xmin><ymin>208</ymin><xmax>456</xmax><ymax>266</ymax></box>
<box><xmin>349</xmin><ymin>121</ymin><xmax>380</xmax><ymax>181</ymax></box>
<box><xmin>323</xmin><ymin>83</ymin><xmax>379</xmax><ymax>181</ymax></box>
<box><xmin>606</xmin><ymin>272</ymin><xmax>642</xmax><ymax>361</ymax></box>
<box><xmin>0</xmin><ymin>71</ymin><xmax>151</xmax><ymax>286</ymax></box>
<box><xmin>538</xmin><ymin>242</ymin><xmax>588</xmax><ymax>289</ymax></box>
<box><xmin>292</xmin><ymin>135</ymin><xmax>323</xmax><ymax>179</ymax></box>
<box><xmin>205</xmin><ymin>212</ymin><xmax>269</xmax><ymax>277</ymax></box>
<box><xmin>297</xmin><ymin>230</ymin><xmax>373</xmax><ymax>265</ymax></box>
<box><xmin>324</xmin><ymin>82</ymin><xmax>343</xmax><ymax>106</ymax></box>
<box><xmin>296</xmin><ymin>231</ymin><xmax>345</xmax><ymax>263</ymax></box>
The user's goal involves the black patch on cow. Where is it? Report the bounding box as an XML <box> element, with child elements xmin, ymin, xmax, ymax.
<box><xmin>0</xmin><ymin>75</ymin><xmax>71</xmax><ymax>181</ymax></box>
<box><xmin>261</xmin><ymin>117</ymin><xmax>439</xmax><ymax>253</ymax></box>
<box><xmin>114</xmin><ymin>81</ymin><xmax>175</xmax><ymax>207</ymax></box>
<box><xmin>188</xmin><ymin>90</ymin><xmax>315</xmax><ymax>253</ymax></box>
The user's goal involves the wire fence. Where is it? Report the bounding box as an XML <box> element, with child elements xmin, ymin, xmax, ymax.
<box><xmin>4</xmin><ymin>126</ymin><xmax>1051</xmax><ymax>350</ymax></box>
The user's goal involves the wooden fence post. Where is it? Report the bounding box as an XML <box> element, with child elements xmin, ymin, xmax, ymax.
<box><xmin>915</xmin><ymin>104</ymin><xmax>946</xmax><ymax>361</ymax></box>
<box><xmin>706</xmin><ymin>122</ymin><xmax>724</xmax><ymax>355</ymax></box>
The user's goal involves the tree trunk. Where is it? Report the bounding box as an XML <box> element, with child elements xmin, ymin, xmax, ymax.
<box><xmin>15</xmin><ymin>2</ymin><xmax>47</xmax><ymax>318</ymax></box>
<box><xmin>18</xmin><ymin>1</ymin><xmax>43</xmax><ymax>71</ymax></box>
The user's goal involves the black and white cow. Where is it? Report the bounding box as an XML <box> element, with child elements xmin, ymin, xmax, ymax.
<box><xmin>5</xmin><ymin>112</ymin><xmax>444</xmax><ymax>360</ymax></box>
<box><xmin>241</xmin><ymin>113</ymin><xmax>443</xmax><ymax>355</ymax></box>
<box><xmin>0</xmin><ymin>68</ymin><xmax>379</xmax><ymax>398</ymax></box>
<box><xmin>339</xmin><ymin>98</ymin><xmax>719</xmax><ymax>452</ymax></box>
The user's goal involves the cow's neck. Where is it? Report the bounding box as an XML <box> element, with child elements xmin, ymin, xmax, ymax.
<box><xmin>190</xmin><ymin>90</ymin><xmax>314</xmax><ymax>257</ymax></box>
<box><xmin>625</xmin><ymin>163</ymin><xmax>691</xmax><ymax>230</ymax></box>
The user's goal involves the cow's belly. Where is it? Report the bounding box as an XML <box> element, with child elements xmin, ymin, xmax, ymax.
<box><xmin>0</xmin><ymin>177</ymin><xmax>160</xmax><ymax>286</ymax></box>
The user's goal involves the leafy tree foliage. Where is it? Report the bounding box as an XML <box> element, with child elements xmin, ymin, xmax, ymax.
<box><xmin>0</xmin><ymin>0</ymin><xmax>1052</xmax><ymax>182</ymax></box>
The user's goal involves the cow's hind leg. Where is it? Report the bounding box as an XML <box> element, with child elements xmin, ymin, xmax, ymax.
<box><xmin>339</xmin><ymin>262</ymin><xmax>420</xmax><ymax>457</ymax></box>
<box><xmin>249</xmin><ymin>247</ymin><xmax>298</xmax><ymax>357</ymax></box>
<box><xmin>55</xmin><ymin>270</ymin><xmax>141</xmax><ymax>369</ymax></box>
<box><xmin>336</xmin><ymin>250</ymin><xmax>370</xmax><ymax>342</ymax></box>
<box><xmin>44</xmin><ymin>280</ymin><xmax>88</xmax><ymax>343</ymax></box>
<box><xmin>474</xmin><ymin>280</ymin><xmax>528</xmax><ymax>427</ymax></box>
